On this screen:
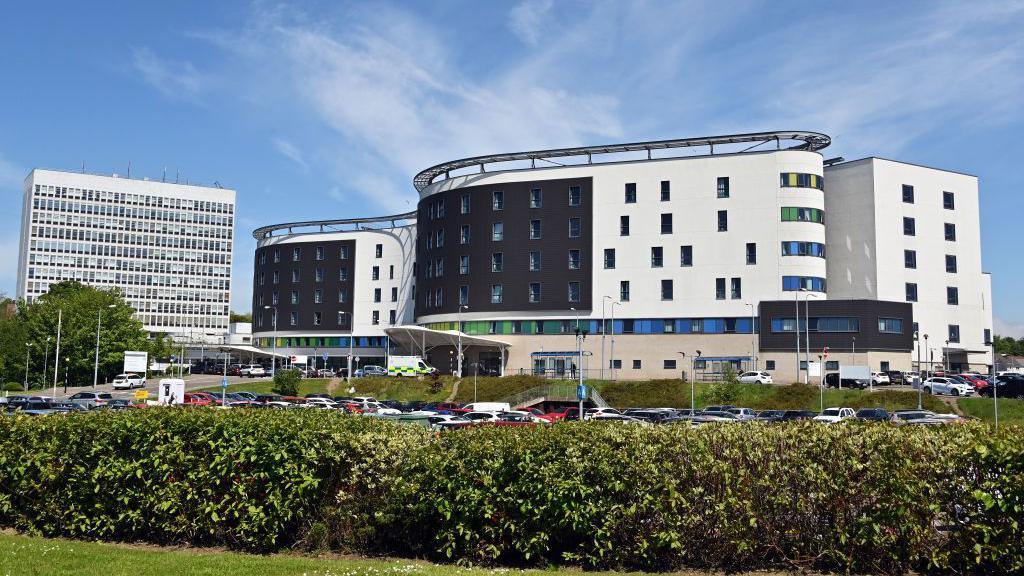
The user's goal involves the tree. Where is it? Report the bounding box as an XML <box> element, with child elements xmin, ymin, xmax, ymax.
<box><xmin>272</xmin><ymin>368</ymin><xmax>301</xmax><ymax>396</ymax></box>
<box><xmin>229</xmin><ymin>310</ymin><xmax>252</xmax><ymax>323</ymax></box>
<box><xmin>14</xmin><ymin>281</ymin><xmax>149</xmax><ymax>388</ymax></box>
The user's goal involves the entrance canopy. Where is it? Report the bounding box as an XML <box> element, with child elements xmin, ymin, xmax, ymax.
<box><xmin>220</xmin><ymin>344</ymin><xmax>288</xmax><ymax>358</ymax></box>
<box><xmin>384</xmin><ymin>325</ymin><xmax>511</xmax><ymax>354</ymax></box>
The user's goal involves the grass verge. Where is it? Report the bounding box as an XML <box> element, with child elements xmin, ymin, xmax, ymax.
<box><xmin>958</xmin><ymin>396</ymin><xmax>1024</xmax><ymax>424</ymax></box>
<box><xmin>199</xmin><ymin>377</ymin><xmax>453</xmax><ymax>403</ymax></box>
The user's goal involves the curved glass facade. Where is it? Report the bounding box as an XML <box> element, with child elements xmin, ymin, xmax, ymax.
<box><xmin>782</xmin><ymin>276</ymin><xmax>826</xmax><ymax>292</ymax></box>
<box><xmin>781</xmin><ymin>241</ymin><xmax>826</xmax><ymax>258</ymax></box>
<box><xmin>780</xmin><ymin>207</ymin><xmax>824</xmax><ymax>223</ymax></box>
<box><xmin>780</xmin><ymin>172</ymin><xmax>824</xmax><ymax>190</ymax></box>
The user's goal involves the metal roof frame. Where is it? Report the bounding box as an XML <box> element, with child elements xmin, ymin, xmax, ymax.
<box><xmin>252</xmin><ymin>211</ymin><xmax>417</xmax><ymax>240</ymax></box>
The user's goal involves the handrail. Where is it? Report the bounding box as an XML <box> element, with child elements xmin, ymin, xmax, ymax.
<box><xmin>500</xmin><ymin>383</ymin><xmax>609</xmax><ymax>409</ymax></box>
<box><xmin>252</xmin><ymin>211</ymin><xmax>418</xmax><ymax>240</ymax></box>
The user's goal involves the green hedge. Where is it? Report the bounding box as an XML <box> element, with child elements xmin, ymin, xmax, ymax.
<box><xmin>0</xmin><ymin>411</ymin><xmax>1021</xmax><ymax>574</ymax></box>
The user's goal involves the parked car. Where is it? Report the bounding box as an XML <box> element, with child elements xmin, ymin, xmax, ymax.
<box><xmin>360</xmin><ymin>365</ymin><xmax>388</xmax><ymax>376</ymax></box>
<box><xmin>584</xmin><ymin>407</ymin><xmax>622</xmax><ymax>420</ymax></box>
<box><xmin>462</xmin><ymin>411</ymin><xmax>502</xmax><ymax>422</ymax></box>
<box><xmin>922</xmin><ymin>377</ymin><xmax>975</xmax><ymax>397</ymax></box>
<box><xmin>246</xmin><ymin>366</ymin><xmax>267</xmax><ymax>378</ymax></box>
<box><xmin>870</xmin><ymin>372</ymin><xmax>891</xmax><ymax>386</ymax></box>
<box><xmin>884</xmin><ymin>371</ymin><xmax>906</xmax><ymax>385</ymax></box>
<box><xmin>813</xmin><ymin>407</ymin><xmax>855</xmax><ymax>423</ymax></box>
<box><xmin>226</xmin><ymin>364</ymin><xmax>244</xmax><ymax>377</ymax></box>
<box><xmin>702</xmin><ymin>405</ymin><xmax>737</xmax><ymax>413</ymax></box>
<box><xmin>182</xmin><ymin>393</ymin><xmax>213</xmax><ymax>406</ymax></box>
<box><xmin>427</xmin><ymin>414</ymin><xmax>472</xmax><ymax>431</ymax></box>
<box><xmin>824</xmin><ymin>372</ymin><xmax>868</xmax><ymax>389</ymax></box>
<box><xmin>957</xmin><ymin>373</ymin><xmax>989</xmax><ymax>390</ymax></box>
<box><xmin>755</xmin><ymin>410</ymin><xmax>786</xmax><ymax>422</ymax></box>
<box><xmin>315</xmin><ymin>368</ymin><xmax>335</xmax><ymax>378</ymax></box>
<box><xmin>904</xmin><ymin>371</ymin><xmax>922</xmax><ymax>387</ymax></box>
<box><xmin>693</xmin><ymin>410</ymin><xmax>740</xmax><ymax>422</ymax></box>
<box><xmin>855</xmin><ymin>408</ymin><xmax>890</xmax><ymax>421</ymax></box>
<box><xmin>68</xmin><ymin>391</ymin><xmax>113</xmax><ymax>409</ymax></box>
<box><xmin>978</xmin><ymin>375</ymin><xmax>1024</xmax><ymax>398</ymax></box>
<box><xmin>304</xmin><ymin>397</ymin><xmax>339</xmax><ymax>409</ymax></box>
<box><xmin>890</xmin><ymin>410</ymin><xmax>955</xmax><ymax>425</ymax></box>
<box><xmin>727</xmin><ymin>407</ymin><xmax>758</xmax><ymax>420</ymax></box>
<box><xmin>111</xmin><ymin>373</ymin><xmax>146</xmax><ymax>390</ymax></box>
<box><xmin>737</xmin><ymin>371</ymin><xmax>773</xmax><ymax>384</ymax></box>
<box><xmin>514</xmin><ymin>406</ymin><xmax>559</xmax><ymax>422</ymax></box>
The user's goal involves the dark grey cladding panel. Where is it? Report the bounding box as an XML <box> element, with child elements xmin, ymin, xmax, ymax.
<box><xmin>758</xmin><ymin>299</ymin><xmax>914</xmax><ymax>352</ymax></box>
<box><xmin>416</xmin><ymin>177</ymin><xmax>593</xmax><ymax>318</ymax></box>
<box><xmin>252</xmin><ymin>239</ymin><xmax>356</xmax><ymax>332</ymax></box>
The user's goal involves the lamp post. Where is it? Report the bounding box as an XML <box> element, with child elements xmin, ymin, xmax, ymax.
<box><xmin>337</xmin><ymin>311</ymin><xmax>353</xmax><ymax>386</ymax></box>
<box><xmin>52</xmin><ymin>308</ymin><xmax>62</xmax><ymax>400</ymax></box>
<box><xmin>93</xmin><ymin>304</ymin><xmax>116</xmax><ymax>388</ymax></box>
<box><xmin>601</xmin><ymin>296</ymin><xmax>612</xmax><ymax>380</ymax></box>
<box><xmin>795</xmin><ymin>290</ymin><xmax>801</xmax><ymax>383</ymax></box>
<box><xmin>263</xmin><ymin>305</ymin><xmax>278</xmax><ymax>377</ymax></box>
<box><xmin>923</xmin><ymin>334</ymin><xmax>929</xmax><ymax>379</ymax></box>
<box><xmin>64</xmin><ymin>356</ymin><xmax>70</xmax><ymax>394</ymax></box>
<box><xmin>916</xmin><ymin>331</ymin><xmax>923</xmax><ymax>409</ymax></box>
<box><xmin>745</xmin><ymin>302</ymin><xmax>756</xmax><ymax>371</ymax></box>
<box><xmin>457</xmin><ymin>305</ymin><xmax>468</xmax><ymax>378</ymax></box>
<box><xmin>575</xmin><ymin>326</ymin><xmax>587</xmax><ymax>418</ymax></box>
<box><xmin>610</xmin><ymin>301</ymin><xmax>620</xmax><ymax>380</ymax></box>
<box><xmin>42</xmin><ymin>336</ymin><xmax>50</xmax><ymax>391</ymax></box>
<box><xmin>692</xmin><ymin>350</ymin><xmax>702</xmax><ymax>413</ymax></box>
<box><xmin>23</xmin><ymin>343</ymin><xmax>31</xmax><ymax>390</ymax></box>
<box><xmin>944</xmin><ymin>339</ymin><xmax>950</xmax><ymax>372</ymax></box>
<box><xmin>802</xmin><ymin>292</ymin><xmax>817</xmax><ymax>384</ymax></box>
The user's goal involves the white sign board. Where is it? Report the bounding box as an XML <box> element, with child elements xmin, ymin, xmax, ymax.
<box><xmin>157</xmin><ymin>378</ymin><xmax>185</xmax><ymax>405</ymax></box>
<box><xmin>124</xmin><ymin>351</ymin><xmax>149</xmax><ymax>373</ymax></box>
<box><xmin>290</xmin><ymin>355</ymin><xmax>308</xmax><ymax>365</ymax></box>
<box><xmin>840</xmin><ymin>365</ymin><xmax>871</xmax><ymax>380</ymax></box>
<box><xmin>807</xmin><ymin>361</ymin><xmax>822</xmax><ymax>377</ymax></box>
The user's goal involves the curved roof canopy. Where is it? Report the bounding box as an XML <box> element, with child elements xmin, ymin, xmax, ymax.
<box><xmin>253</xmin><ymin>211</ymin><xmax>417</xmax><ymax>240</ymax></box>
<box><xmin>413</xmin><ymin>130</ymin><xmax>831</xmax><ymax>192</ymax></box>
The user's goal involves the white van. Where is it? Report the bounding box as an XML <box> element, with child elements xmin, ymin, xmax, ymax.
<box><xmin>462</xmin><ymin>402</ymin><xmax>511</xmax><ymax>413</ymax></box>
<box><xmin>387</xmin><ymin>356</ymin><xmax>437</xmax><ymax>377</ymax></box>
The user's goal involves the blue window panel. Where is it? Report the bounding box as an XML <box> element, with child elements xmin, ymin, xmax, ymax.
<box><xmin>635</xmin><ymin>319</ymin><xmax>654</xmax><ymax>334</ymax></box>
<box><xmin>676</xmin><ymin>319</ymin><xmax>690</xmax><ymax>333</ymax></box>
<box><xmin>736</xmin><ymin>318</ymin><xmax>752</xmax><ymax>333</ymax></box>
<box><xmin>704</xmin><ymin>318</ymin><xmax>725</xmax><ymax>334</ymax></box>
<box><xmin>612</xmin><ymin>319</ymin><xmax>623</xmax><ymax>335</ymax></box>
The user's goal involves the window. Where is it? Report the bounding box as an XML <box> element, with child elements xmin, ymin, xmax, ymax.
<box><xmin>716</xmin><ymin>278</ymin><xmax>726</xmax><ymax>300</ymax></box>
<box><xmin>258</xmin><ymin>272</ymin><xmax>265</xmax><ymax>286</ymax></box>
<box><xmin>625</xmin><ymin>183</ymin><xmax>636</xmax><ymax>203</ymax></box>
<box><xmin>718</xmin><ymin>210</ymin><xmax>728</xmax><ymax>231</ymax></box>
<box><xmin>374</xmin><ymin>288</ymin><xmax>382</xmax><ymax>303</ymax></box>
<box><xmin>459</xmin><ymin>285</ymin><xmax>469</xmax><ymax>306</ymax></box>
<box><xmin>292</xmin><ymin>247</ymin><xmax>301</xmax><ymax>261</ymax></box>
<box><xmin>435</xmin><ymin>229</ymin><xmax>444</xmax><ymax>247</ymax></box>
<box><xmin>372</xmin><ymin>311</ymin><xmax>380</xmax><ymax>325</ymax></box>
<box><xmin>765</xmin><ymin>360</ymin><xmax>776</xmax><ymax>371</ymax></box>
<box><xmin>460</xmin><ymin>194</ymin><xmax>470</xmax><ymax>214</ymax></box>
<box><xmin>372</xmin><ymin>266</ymin><xmax>380</xmax><ymax>281</ymax></box>
<box><xmin>315</xmin><ymin>268</ymin><xmax>324</xmax><ymax>282</ymax></box>
<box><xmin>780</xmin><ymin>173</ymin><xmax>824</xmax><ymax>190</ymax></box>
<box><xmin>435</xmin><ymin>258</ymin><xmax>444</xmax><ymax>277</ymax></box>
<box><xmin>906</xmin><ymin>282</ymin><xmax>918</xmax><ymax>302</ymax></box>
<box><xmin>946</xmin><ymin>254</ymin><xmax>958</xmax><ymax>273</ymax></box>
<box><xmin>632</xmin><ymin>360</ymin><xmax>642</xmax><ymax>370</ymax></box>
<box><xmin>337</xmin><ymin>311</ymin><xmax>347</xmax><ymax>326</ymax></box>
<box><xmin>290</xmin><ymin>290</ymin><xmax>299</xmax><ymax>304</ymax></box>
<box><xmin>731</xmin><ymin>277</ymin><xmax>742</xmax><ymax>299</ymax></box>
<box><xmin>530</xmin><ymin>188</ymin><xmax>542</xmax><ymax>208</ymax></box>
<box><xmin>339</xmin><ymin>246</ymin><xmax>349</xmax><ymax>259</ymax></box>
<box><xmin>620</xmin><ymin>280</ymin><xmax>630</xmax><ymax>302</ymax></box>
<box><xmin>944</xmin><ymin>223</ymin><xmax>956</xmax><ymax>241</ymax></box>
<box><xmin>780</xmin><ymin>207</ymin><xmax>824</xmax><ymax>223</ymax></box>
<box><xmin>291</xmin><ymin>269</ymin><xmax>300</xmax><ymax>283</ymax></box>
<box><xmin>611</xmin><ymin>359</ymin><xmax>622</xmax><ymax>369</ymax></box>
<box><xmin>529</xmin><ymin>282</ymin><xmax>541</xmax><ymax>303</ymax></box>
<box><xmin>903</xmin><ymin>217</ymin><xmax>916</xmax><ymax>236</ymax></box>
<box><xmin>943</xmin><ymin>191</ymin><xmax>955</xmax><ymax>210</ymax></box>
<box><xmin>389</xmin><ymin>265</ymin><xmax>395</xmax><ymax>280</ymax></box>
<box><xmin>391</xmin><ymin>286</ymin><xmax>398</xmax><ymax>302</ymax></box>
<box><xmin>315</xmin><ymin>246</ymin><xmax>324</xmax><ymax>260</ymax></box>
<box><xmin>620</xmin><ymin>215</ymin><xmax>630</xmax><ymax>236</ymax></box>
<box><xmin>660</xmin><ymin>180</ymin><xmax>670</xmax><ymax>201</ymax></box>
<box><xmin>568</xmin><ymin>281</ymin><xmax>581</xmax><ymax>303</ymax></box>
<box><xmin>568</xmin><ymin>185</ymin><xmax>581</xmax><ymax>206</ymax></box>
<box><xmin>985</xmin><ymin>328</ymin><xmax>992</xmax><ymax>345</ymax></box>
<box><xmin>529</xmin><ymin>251</ymin><xmax>541</xmax><ymax>271</ymax></box>
<box><xmin>568</xmin><ymin>217</ymin><xmax>581</xmax><ymax>238</ymax></box>
<box><xmin>338</xmin><ymin>288</ymin><xmax>348</xmax><ymax>303</ymax></box>
<box><xmin>273</xmin><ymin>250</ymin><xmax>281</xmax><ymax>263</ymax></box>
<box><xmin>746</xmin><ymin>243</ymin><xmax>756</xmax><ymax>265</ymax></box>
<box><xmin>780</xmin><ymin>241</ymin><xmax>826</xmax><ymax>258</ymax></box>
<box><xmin>680</xmin><ymin>245</ymin><xmax>692</xmax><ymax>267</ymax></box>
<box><xmin>604</xmin><ymin>248</ymin><xmax>616</xmax><ymax>269</ymax></box>
<box><xmin>375</xmin><ymin>244</ymin><xmax>383</xmax><ymax>258</ymax></box>
<box><xmin>389</xmin><ymin>310</ymin><xmax>397</xmax><ymax>325</ymax></box>
<box><xmin>782</xmin><ymin>276</ymin><xmax>827</xmax><ymax>291</ymax></box>
<box><xmin>902</xmin><ymin>184</ymin><xmax>915</xmax><ymax>203</ymax></box>
<box><xmin>948</xmin><ymin>324</ymin><xmax>960</xmax><ymax>343</ymax></box>
<box><xmin>530</xmin><ymin>219</ymin><xmax>542</xmax><ymax>239</ymax></box>
<box><xmin>492</xmin><ymin>222</ymin><xmax>503</xmax><ymax>241</ymax></box>
<box><xmin>661</xmin><ymin>213</ymin><xmax>673</xmax><ymax>234</ymax></box>
<box><xmin>491</xmin><ymin>253</ymin><xmax>503</xmax><ymax>272</ymax></box>
<box><xmin>661</xmin><ymin>279</ymin><xmax>673</xmax><ymax>300</ymax></box>
<box><xmin>904</xmin><ymin>249</ymin><xmax>917</xmax><ymax>269</ymax></box>
<box><xmin>289</xmin><ymin>311</ymin><xmax>297</xmax><ymax>326</ymax></box>
<box><xmin>492</xmin><ymin>191</ymin><xmax>503</xmax><ymax>210</ymax></box>
<box><xmin>826</xmin><ymin>361</ymin><xmax>840</xmax><ymax>371</ymax></box>
<box><xmin>717</xmin><ymin>177</ymin><xmax>730</xmax><ymax>198</ymax></box>
<box><xmin>314</xmin><ymin>289</ymin><xmax>323</xmax><ymax>304</ymax></box>
<box><xmin>437</xmin><ymin>198</ymin><xmax>445</xmax><ymax>218</ymax></box>
<box><xmin>651</xmin><ymin>247</ymin><xmax>663</xmax><ymax>267</ymax></box>
<box><xmin>878</xmin><ymin>318</ymin><xmax>903</xmax><ymax>334</ymax></box>
<box><xmin>272</xmin><ymin>291</ymin><xmax>279</xmax><ymax>305</ymax></box>
<box><xmin>491</xmin><ymin>284</ymin><xmax>503</xmax><ymax>304</ymax></box>
<box><xmin>568</xmin><ymin>249</ymin><xmax>581</xmax><ymax>270</ymax></box>
<box><xmin>459</xmin><ymin>255</ymin><xmax>470</xmax><ymax>275</ymax></box>
<box><xmin>435</xmin><ymin>289</ymin><xmax>443</xmax><ymax>307</ymax></box>
<box><xmin>460</xmin><ymin>225</ymin><xmax>470</xmax><ymax>244</ymax></box>
<box><xmin>947</xmin><ymin>286</ymin><xmax>959</xmax><ymax>305</ymax></box>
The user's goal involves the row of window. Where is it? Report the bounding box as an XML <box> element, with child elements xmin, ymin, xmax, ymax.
<box><xmin>34</xmin><ymin>183</ymin><xmax>234</xmax><ymax>214</ymax></box>
<box><xmin>253</xmin><ymin>336</ymin><xmax>390</xmax><ymax>348</ymax></box>
<box><xmin>780</xmin><ymin>207</ymin><xmax>824</xmax><ymax>223</ymax></box>
<box><xmin>30</xmin><ymin>227</ymin><xmax>232</xmax><ymax>252</ymax></box>
<box><xmin>425</xmin><ymin>185</ymin><xmax>586</xmax><ymax>220</ymax></box>
<box><xmin>780</xmin><ymin>173</ymin><xmax>824</xmax><ymax>190</ymax></box>
<box><xmin>904</xmin><ymin>251</ymin><xmax>959</xmax><ymax>272</ymax></box>
<box><xmin>904</xmin><ymin>283</ymin><xmax>960</xmax><ymax>305</ymax></box>
<box><xmin>782</xmin><ymin>276</ymin><xmax>827</xmax><ymax>292</ymax></box>
<box><xmin>32</xmin><ymin>198</ymin><xmax>234</xmax><ymax>226</ymax></box>
<box><xmin>451</xmin><ymin>281</ymin><xmax>582</xmax><ymax>306</ymax></box>
<box><xmin>426</xmin><ymin>317</ymin><xmax>757</xmax><ymax>335</ymax></box>
<box><xmin>902</xmin><ymin>185</ymin><xmax>956</xmax><ymax>210</ymax></box>
<box><xmin>260</xmin><ymin>309</ymin><xmax>398</xmax><ymax>327</ymax></box>
<box><xmin>258</xmin><ymin>263</ymin><xmax>398</xmax><ymax>285</ymax></box>
<box><xmin>902</xmin><ymin>217</ymin><xmax>957</xmax><ymax>241</ymax></box>
<box><xmin>257</xmin><ymin>285</ymin><xmax>401</xmax><ymax>307</ymax></box>
<box><xmin>31</xmin><ymin>210</ymin><xmax>232</xmax><ymax>238</ymax></box>
<box><xmin>258</xmin><ymin>244</ymin><xmax>381</xmax><ymax>264</ymax></box>
<box><xmin>26</xmin><ymin>267</ymin><xmax>229</xmax><ymax>291</ymax></box>
<box><xmin>770</xmin><ymin>317</ymin><xmax>893</xmax><ymax>333</ymax></box>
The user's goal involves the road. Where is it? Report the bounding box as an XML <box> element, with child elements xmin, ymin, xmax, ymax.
<box><xmin>48</xmin><ymin>373</ymin><xmax>271</xmax><ymax>401</ymax></box>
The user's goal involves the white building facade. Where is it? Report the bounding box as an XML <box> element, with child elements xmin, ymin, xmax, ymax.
<box><xmin>16</xmin><ymin>169</ymin><xmax>236</xmax><ymax>336</ymax></box>
<box><xmin>824</xmin><ymin>158</ymin><xmax>993</xmax><ymax>373</ymax></box>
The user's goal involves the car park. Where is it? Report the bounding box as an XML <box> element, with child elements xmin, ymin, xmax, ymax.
<box><xmin>813</xmin><ymin>407</ymin><xmax>855</xmax><ymax>423</ymax></box>
<box><xmin>246</xmin><ymin>366</ymin><xmax>267</xmax><ymax>378</ymax></box>
<box><xmin>68</xmin><ymin>391</ymin><xmax>113</xmax><ymax>409</ymax></box>
<box><xmin>727</xmin><ymin>407</ymin><xmax>758</xmax><ymax>420</ymax></box>
<box><xmin>359</xmin><ymin>365</ymin><xmax>388</xmax><ymax>376</ymax></box>
<box><xmin>922</xmin><ymin>377</ymin><xmax>975</xmax><ymax>397</ymax></box>
<box><xmin>978</xmin><ymin>374</ymin><xmax>1024</xmax><ymax>398</ymax></box>
<box><xmin>462</xmin><ymin>411</ymin><xmax>501</xmax><ymax>422</ymax></box>
<box><xmin>111</xmin><ymin>373</ymin><xmax>146</xmax><ymax>390</ymax></box>
<box><xmin>870</xmin><ymin>372</ymin><xmax>890</xmax><ymax>386</ymax></box>
<box><xmin>855</xmin><ymin>408</ymin><xmax>890</xmax><ymax>421</ymax></box>
<box><xmin>737</xmin><ymin>371</ymin><xmax>773</xmax><ymax>384</ymax></box>
<box><xmin>824</xmin><ymin>373</ymin><xmax>868</xmax><ymax>389</ymax></box>
<box><xmin>885</xmin><ymin>371</ymin><xmax>906</xmax><ymax>385</ymax></box>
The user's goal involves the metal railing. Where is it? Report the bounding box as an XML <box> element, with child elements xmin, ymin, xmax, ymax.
<box><xmin>499</xmin><ymin>383</ymin><xmax>609</xmax><ymax>409</ymax></box>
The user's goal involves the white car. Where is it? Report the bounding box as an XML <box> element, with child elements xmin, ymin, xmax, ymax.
<box><xmin>246</xmin><ymin>366</ymin><xmax>267</xmax><ymax>378</ymax></box>
<box><xmin>111</xmin><ymin>373</ymin><xmax>146</xmax><ymax>390</ymax></box>
<box><xmin>737</xmin><ymin>371</ymin><xmax>773</xmax><ymax>384</ymax></box>
<box><xmin>462</xmin><ymin>411</ymin><xmax>502</xmax><ymax>422</ymax></box>
<box><xmin>871</xmin><ymin>372</ymin><xmax>890</xmax><ymax>385</ymax></box>
<box><xmin>905</xmin><ymin>372</ymin><xmax>922</xmax><ymax>387</ymax></box>
<box><xmin>358</xmin><ymin>401</ymin><xmax>401</xmax><ymax>415</ymax></box>
<box><xmin>813</xmin><ymin>407</ymin><xmax>856</xmax><ymax>423</ymax></box>
<box><xmin>584</xmin><ymin>407</ymin><xmax>622</xmax><ymax>420</ymax></box>
<box><xmin>922</xmin><ymin>377</ymin><xmax>975</xmax><ymax>397</ymax></box>
<box><xmin>727</xmin><ymin>407</ymin><xmax>758</xmax><ymax>420</ymax></box>
<box><xmin>304</xmin><ymin>397</ymin><xmax>338</xmax><ymax>409</ymax></box>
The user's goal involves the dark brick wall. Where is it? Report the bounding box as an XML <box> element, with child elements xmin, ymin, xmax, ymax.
<box><xmin>758</xmin><ymin>299</ymin><xmax>914</xmax><ymax>352</ymax></box>
<box><xmin>252</xmin><ymin>239</ymin><xmax>356</xmax><ymax>331</ymax></box>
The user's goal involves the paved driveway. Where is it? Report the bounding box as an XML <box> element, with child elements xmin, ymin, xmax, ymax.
<box><xmin>53</xmin><ymin>373</ymin><xmax>269</xmax><ymax>402</ymax></box>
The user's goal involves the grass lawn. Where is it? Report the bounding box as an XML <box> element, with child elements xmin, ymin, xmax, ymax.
<box><xmin>0</xmin><ymin>533</ymin><xmax>810</xmax><ymax>576</ymax></box>
<box><xmin>958</xmin><ymin>396</ymin><xmax>1024</xmax><ymax>424</ymax></box>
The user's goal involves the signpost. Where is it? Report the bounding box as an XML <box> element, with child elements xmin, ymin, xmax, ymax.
<box><xmin>123</xmin><ymin>351</ymin><xmax>149</xmax><ymax>374</ymax></box>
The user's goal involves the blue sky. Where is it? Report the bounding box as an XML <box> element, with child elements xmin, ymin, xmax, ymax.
<box><xmin>1</xmin><ymin>1</ymin><xmax>1023</xmax><ymax>334</ymax></box>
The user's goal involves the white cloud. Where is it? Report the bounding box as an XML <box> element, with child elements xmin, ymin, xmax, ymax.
<box><xmin>272</xmin><ymin>138</ymin><xmax>308</xmax><ymax>171</ymax></box>
<box><xmin>995</xmin><ymin>317</ymin><xmax>1024</xmax><ymax>339</ymax></box>
<box><xmin>131</xmin><ymin>47</ymin><xmax>207</xmax><ymax>101</ymax></box>
<box><xmin>509</xmin><ymin>0</ymin><xmax>553</xmax><ymax>46</ymax></box>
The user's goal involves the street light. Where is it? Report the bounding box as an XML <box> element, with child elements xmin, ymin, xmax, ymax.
<box><xmin>457</xmin><ymin>305</ymin><xmax>469</xmax><ymax>378</ymax></box>
<box><xmin>802</xmin><ymin>293</ymin><xmax>818</xmax><ymax>384</ymax></box>
<box><xmin>601</xmin><ymin>295</ymin><xmax>613</xmax><ymax>380</ymax></box>
<box><xmin>692</xmin><ymin>350</ymin><xmax>702</xmax><ymax>412</ymax></box>
<box><xmin>93</xmin><ymin>304</ymin><xmax>116</xmax><ymax>388</ymax></box>
<box><xmin>944</xmin><ymin>339</ymin><xmax>950</xmax><ymax>372</ymax></box>
<box><xmin>744</xmin><ymin>302</ymin><xmax>756</xmax><ymax>371</ymax></box>
<box><xmin>610</xmin><ymin>301</ymin><xmax>621</xmax><ymax>380</ymax></box>
<box><xmin>263</xmin><ymin>305</ymin><xmax>277</xmax><ymax>377</ymax></box>
<box><xmin>336</xmin><ymin>310</ymin><xmax>353</xmax><ymax>387</ymax></box>
<box><xmin>923</xmin><ymin>334</ymin><xmax>929</xmax><ymax>379</ymax></box>
<box><xmin>795</xmin><ymin>290</ymin><xmax>802</xmax><ymax>383</ymax></box>
<box><xmin>23</xmin><ymin>342</ymin><xmax>31</xmax><ymax>391</ymax></box>
<box><xmin>42</xmin><ymin>336</ymin><xmax>51</xmax><ymax>391</ymax></box>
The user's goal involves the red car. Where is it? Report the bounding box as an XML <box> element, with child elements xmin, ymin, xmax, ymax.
<box><xmin>182</xmin><ymin>393</ymin><xmax>213</xmax><ymax>406</ymax></box>
<box><xmin>514</xmin><ymin>406</ymin><xmax>559</xmax><ymax>423</ymax></box>
<box><xmin>545</xmin><ymin>407</ymin><xmax>583</xmax><ymax>421</ymax></box>
<box><xmin>957</xmin><ymin>373</ymin><xmax>989</xmax><ymax>390</ymax></box>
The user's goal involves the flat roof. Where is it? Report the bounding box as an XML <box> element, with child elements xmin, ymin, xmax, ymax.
<box><xmin>30</xmin><ymin>167</ymin><xmax>234</xmax><ymax>192</ymax></box>
<box><xmin>825</xmin><ymin>157</ymin><xmax>977</xmax><ymax>178</ymax></box>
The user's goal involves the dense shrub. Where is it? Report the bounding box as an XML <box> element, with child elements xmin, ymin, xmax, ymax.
<box><xmin>0</xmin><ymin>410</ymin><xmax>1021</xmax><ymax>574</ymax></box>
<box><xmin>3</xmin><ymin>382</ymin><xmax>23</xmax><ymax>392</ymax></box>
<box><xmin>271</xmin><ymin>368</ymin><xmax>301</xmax><ymax>396</ymax></box>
